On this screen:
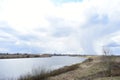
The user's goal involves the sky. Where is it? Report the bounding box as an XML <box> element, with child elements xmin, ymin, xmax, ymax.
<box><xmin>0</xmin><ymin>0</ymin><xmax>120</xmax><ymax>55</ymax></box>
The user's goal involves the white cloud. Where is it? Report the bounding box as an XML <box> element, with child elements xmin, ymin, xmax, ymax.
<box><xmin>94</xmin><ymin>31</ymin><xmax>120</xmax><ymax>55</ymax></box>
<box><xmin>0</xmin><ymin>0</ymin><xmax>54</xmax><ymax>34</ymax></box>
<box><xmin>0</xmin><ymin>0</ymin><xmax>120</xmax><ymax>54</ymax></box>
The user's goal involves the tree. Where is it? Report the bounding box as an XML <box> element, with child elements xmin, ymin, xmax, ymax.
<box><xmin>102</xmin><ymin>46</ymin><xmax>113</xmax><ymax>77</ymax></box>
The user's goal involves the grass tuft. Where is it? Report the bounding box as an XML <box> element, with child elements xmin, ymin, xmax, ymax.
<box><xmin>18</xmin><ymin>63</ymin><xmax>79</xmax><ymax>80</ymax></box>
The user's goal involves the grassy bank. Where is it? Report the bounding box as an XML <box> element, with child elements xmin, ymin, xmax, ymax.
<box><xmin>18</xmin><ymin>56</ymin><xmax>120</xmax><ymax>80</ymax></box>
<box><xmin>18</xmin><ymin>63</ymin><xmax>80</xmax><ymax>80</ymax></box>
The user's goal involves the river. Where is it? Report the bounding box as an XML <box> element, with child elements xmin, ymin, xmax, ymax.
<box><xmin>0</xmin><ymin>56</ymin><xmax>86</xmax><ymax>80</ymax></box>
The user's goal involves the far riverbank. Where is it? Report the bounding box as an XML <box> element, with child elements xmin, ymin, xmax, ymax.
<box><xmin>0</xmin><ymin>53</ymin><xmax>52</xmax><ymax>59</ymax></box>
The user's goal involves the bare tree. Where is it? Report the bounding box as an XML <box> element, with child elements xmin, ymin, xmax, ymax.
<box><xmin>102</xmin><ymin>46</ymin><xmax>114</xmax><ymax>77</ymax></box>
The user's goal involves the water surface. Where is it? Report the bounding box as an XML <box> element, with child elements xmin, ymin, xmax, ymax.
<box><xmin>0</xmin><ymin>56</ymin><xmax>86</xmax><ymax>79</ymax></box>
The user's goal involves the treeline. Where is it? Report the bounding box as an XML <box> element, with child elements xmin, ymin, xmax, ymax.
<box><xmin>0</xmin><ymin>53</ymin><xmax>29</xmax><ymax>55</ymax></box>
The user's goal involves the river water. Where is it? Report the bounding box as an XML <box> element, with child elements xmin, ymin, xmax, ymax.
<box><xmin>0</xmin><ymin>56</ymin><xmax>86</xmax><ymax>80</ymax></box>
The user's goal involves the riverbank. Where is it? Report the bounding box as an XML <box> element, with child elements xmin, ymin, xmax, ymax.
<box><xmin>18</xmin><ymin>56</ymin><xmax>120</xmax><ymax>80</ymax></box>
<box><xmin>0</xmin><ymin>53</ymin><xmax>85</xmax><ymax>59</ymax></box>
<box><xmin>0</xmin><ymin>54</ymin><xmax>52</xmax><ymax>59</ymax></box>
<box><xmin>49</xmin><ymin>56</ymin><xmax>120</xmax><ymax>80</ymax></box>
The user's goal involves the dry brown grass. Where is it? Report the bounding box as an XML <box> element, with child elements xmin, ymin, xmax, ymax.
<box><xmin>18</xmin><ymin>63</ymin><xmax>80</xmax><ymax>80</ymax></box>
<box><xmin>49</xmin><ymin>56</ymin><xmax>120</xmax><ymax>80</ymax></box>
<box><xmin>18</xmin><ymin>56</ymin><xmax>120</xmax><ymax>80</ymax></box>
